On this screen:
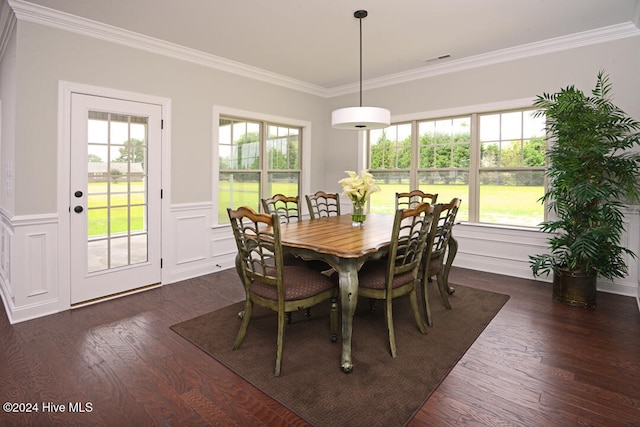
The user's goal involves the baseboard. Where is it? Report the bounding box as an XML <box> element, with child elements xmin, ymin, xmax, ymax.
<box><xmin>0</xmin><ymin>283</ymin><xmax>61</xmax><ymax>324</ymax></box>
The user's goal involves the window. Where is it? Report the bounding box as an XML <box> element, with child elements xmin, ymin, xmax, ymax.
<box><xmin>478</xmin><ymin>111</ymin><xmax>546</xmax><ymax>226</ymax></box>
<box><xmin>218</xmin><ymin>117</ymin><xmax>301</xmax><ymax>223</ymax></box>
<box><xmin>367</xmin><ymin>108</ymin><xmax>546</xmax><ymax>227</ymax></box>
<box><xmin>368</xmin><ymin>123</ymin><xmax>412</xmax><ymax>213</ymax></box>
<box><xmin>418</xmin><ymin>117</ymin><xmax>471</xmax><ymax>222</ymax></box>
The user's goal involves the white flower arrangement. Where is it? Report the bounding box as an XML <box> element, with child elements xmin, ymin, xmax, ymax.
<box><xmin>338</xmin><ymin>170</ymin><xmax>381</xmax><ymax>205</ymax></box>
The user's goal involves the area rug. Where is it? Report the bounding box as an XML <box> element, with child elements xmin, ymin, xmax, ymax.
<box><xmin>171</xmin><ymin>285</ymin><xmax>509</xmax><ymax>426</ymax></box>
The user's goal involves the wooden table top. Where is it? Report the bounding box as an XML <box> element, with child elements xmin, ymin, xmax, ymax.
<box><xmin>279</xmin><ymin>214</ymin><xmax>395</xmax><ymax>259</ymax></box>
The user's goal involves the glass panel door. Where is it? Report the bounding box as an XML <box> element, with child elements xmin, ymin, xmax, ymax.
<box><xmin>70</xmin><ymin>94</ymin><xmax>161</xmax><ymax>304</ymax></box>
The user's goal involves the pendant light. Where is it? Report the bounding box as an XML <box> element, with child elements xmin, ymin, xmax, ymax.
<box><xmin>332</xmin><ymin>10</ymin><xmax>390</xmax><ymax>130</ymax></box>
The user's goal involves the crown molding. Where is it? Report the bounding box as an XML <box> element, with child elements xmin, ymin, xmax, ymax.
<box><xmin>7</xmin><ymin>0</ymin><xmax>640</xmax><ymax>98</ymax></box>
<box><xmin>7</xmin><ymin>0</ymin><xmax>330</xmax><ymax>97</ymax></box>
<box><xmin>0</xmin><ymin>0</ymin><xmax>17</xmax><ymax>60</ymax></box>
<box><xmin>329</xmin><ymin>22</ymin><xmax>640</xmax><ymax>97</ymax></box>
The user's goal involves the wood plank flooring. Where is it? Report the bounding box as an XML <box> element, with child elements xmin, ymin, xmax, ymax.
<box><xmin>1</xmin><ymin>267</ymin><xmax>639</xmax><ymax>426</ymax></box>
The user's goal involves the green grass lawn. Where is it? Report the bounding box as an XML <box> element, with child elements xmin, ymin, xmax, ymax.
<box><xmin>217</xmin><ymin>181</ymin><xmax>545</xmax><ymax>227</ymax></box>
<box><xmin>88</xmin><ymin>182</ymin><xmax>145</xmax><ymax>236</ymax></box>
<box><xmin>371</xmin><ymin>183</ymin><xmax>544</xmax><ymax>226</ymax></box>
<box><xmin>87</xmin><ymin>180</ymin><xmax>544</xmax><ymax>234</ymax></box>
<box><xmin>217</xmin><ymin>181</ymin><xmax>298</xmax><ymax>223</ymax></box>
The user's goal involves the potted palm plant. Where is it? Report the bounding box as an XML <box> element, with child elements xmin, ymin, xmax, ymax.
<box><xmin>529</xmin><ymin>71</ymin><xmax>640</xmax><ymax>307</ymax></box>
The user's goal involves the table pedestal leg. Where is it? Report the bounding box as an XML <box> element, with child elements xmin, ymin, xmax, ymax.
<box><xmin>337</xmin><ymin>259</ymin><xmax>359</xmax><ymax>373</ymax></box>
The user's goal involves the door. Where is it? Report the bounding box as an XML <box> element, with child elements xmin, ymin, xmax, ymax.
<box><xmin>70</xmin><ymin>94</ymin><xmax>162</xmax><ymax>304</ymax></box>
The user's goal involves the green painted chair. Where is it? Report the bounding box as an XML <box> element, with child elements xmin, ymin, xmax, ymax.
<box><xmin>261</xmin><ymin>194</ymin><xmax>324</xmax><ymax>321</ymax></box>
<box><xmin>421</xmin><ymin>198</ymin><xmax>462</xmax><ymax>326</ymax></box>
<box><xmin>357</xmin><ymin>202</ymin><xmax>434</xmax><ymax>358</ymax></box>
<box><xmin>305</xmin><ymin>191</ymin><xmax>341</xmax><ymax>219</ymax></box>
<box><xmin>228</xmin><ymin>206</ymin><xmax>338</xmax><ymax>376</ymax></box>
<box><xmin>261</xmin><ymin>194</ymin><xmax>300</xmax><ymax>223</ymax></box>
<box><xmin>395</xmin><ymin>189</ymin><xmax>438</xmax><ymax>210</ymax></box>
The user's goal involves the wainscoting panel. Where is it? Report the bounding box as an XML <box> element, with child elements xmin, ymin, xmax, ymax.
<box><xmin>167</xmin><ymin>203</ymin><xmax>233</xmax><ymax>284</ymax></box>
<box><xmin>26</xmin><ymin>232</ymin><xmax>48</xmax><ymax>297</ymax></box>
<box><xmin>1</xmin><ymin>205</ymin><xmax>636</xmax><ymax>323</ymax></box>
<box><xmin>618</xmin><ymin>207</ymin><xmax>640</xmax><ymax>302</ymax></box>
<box><xmin>175</xmin><ymin>214</ymin><xmax>208</xmax><ymax>265</ymax></box>
<box><xmin>210</xmin><ymin>225</ymin><xmax>236</xmax><ymax>271</ymax></box>
<box><xmin>0</xmin><ymin>213</ymin><xmax>60</xmax><ymax>324</ymax></box>
<box><xmin>453</xmin><ymin>224</ymin><xmax>549</xmax><ymax>281</ymax></box>
<box><xmin>453</xmin><ymin>206</ymin><xmax>640</xmax><ymax>300</ymax></box>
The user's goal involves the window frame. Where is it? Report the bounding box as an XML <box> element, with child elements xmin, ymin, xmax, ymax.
<box><xmin>213</xmin><ymin>106</ymin><xmax>311</xmax><ymax>225</ymax></box>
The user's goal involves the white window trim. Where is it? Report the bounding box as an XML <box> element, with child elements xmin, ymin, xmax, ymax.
<box><xmin>390</xmin><ymin>97</ymin><xmax>537</xmax><ymax>123</ymax></box>
<box><xmin>212</xmin><ymin>106</ymin><xmax>311</xmax><ymax>224</ymax></box>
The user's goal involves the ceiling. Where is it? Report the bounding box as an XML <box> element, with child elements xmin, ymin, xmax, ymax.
<box><xmin>15</xmin><ymin>0</ymin><xmax>640</xmax><ymax>89</ymax></box>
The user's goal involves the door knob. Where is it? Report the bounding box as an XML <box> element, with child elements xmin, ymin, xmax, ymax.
<box><xmin>74</xmin><ymin>206</ymin><xmax>83</xmax><ymax>213</ymax></box>
<box><xmin>74</xmin><ymin>191</ymin><xmax>83</xmax><ymax>198</ymax></box>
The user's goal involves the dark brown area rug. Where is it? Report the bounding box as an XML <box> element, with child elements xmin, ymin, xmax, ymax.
<box><xmin>171</xmin><ymin>285</ymin><xmax>509</xmax><ymax>426</ymax></box>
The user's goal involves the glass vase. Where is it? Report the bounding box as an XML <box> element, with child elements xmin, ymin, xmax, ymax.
<box><xmin>351</xmin><ymin>201</ymin><xmax>366</xmax><ymax>227</ymax></box>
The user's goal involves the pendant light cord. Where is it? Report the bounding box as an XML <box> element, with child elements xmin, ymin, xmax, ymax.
<box><xmin>359</xmin><ymin>14</ymin><xmax>363</xmax><ymax>107</ymax></box>
<box><xmin>353</xmin><ymin>10</ymin><xmax>368</xmax><ymax>108</ymax></box>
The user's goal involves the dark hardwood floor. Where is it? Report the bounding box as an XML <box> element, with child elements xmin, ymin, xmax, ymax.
<box><xmin>1</xmin><ymin>267</ymin><xmax>639</xmax><ymax>426</ymax></box>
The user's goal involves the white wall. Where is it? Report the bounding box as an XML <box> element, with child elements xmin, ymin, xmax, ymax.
<box><xmin>14</xmin><ymin>21</ymin><xmax>329</xmax><ymax>213</ymax></box>
<box><xmin>1</xmin><ymin>15</ymin><xmax>639</xmax><ymax>322</ymax></box>
<box><xmin>0</xmin><ymin>19</ymin><xmax>15</xmax><ymax>216</ymax></box>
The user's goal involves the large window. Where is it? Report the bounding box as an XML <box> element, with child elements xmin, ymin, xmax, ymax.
<box><xmin>218</xmin><ymin>117</ymin><xmax>301</xmax><ymax>223</ymax></box>
<box><xmin>478</xmin><ymin>111</ymin><xmax>546</xmax><ymax>226</ymax></box>
<box><xmin>367</xmin><ymin>108</ymin><xmax>546</xmax><ymax>227</ymax></box>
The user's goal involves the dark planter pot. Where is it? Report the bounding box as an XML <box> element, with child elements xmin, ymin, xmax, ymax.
<box><xmin>552</xmin><ymin>268</ymin><xmax>597</xmax><ymax>307</ymax></box>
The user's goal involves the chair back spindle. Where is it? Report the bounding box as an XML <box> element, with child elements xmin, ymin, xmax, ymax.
<box><xmin>305</xmin><ymin>191</ymin><xmax>341</xmax><ymax>219</ymax></box>
<box><xmin>395</xmin><ymin>190</ymin><xmax>438</xmax><ymax>210</ymax></box>
<box><xmin>261</xmin><ymin>194</ymin><xmax>300</xmax><ymax>224</ymax></box>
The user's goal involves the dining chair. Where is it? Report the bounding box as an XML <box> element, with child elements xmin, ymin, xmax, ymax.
<box><xmin>262</xmin><ymin>194</ymin><xmax>302</xmax><ymax>264</ymax></box>
<box><xmin>262</xmin><ymin>193</ymin><xmax>328</xmax><ymax>321</ymax></box>
<box><xmin>420</xmin><ymin>198</ymin><xmax>462</xmax><ymax>327</ymax></box>
<box><xmin>305</xmin><ymin>191</ymin><xmax>341</xmax><ymax>219</ymax></box>
<box><xmin>228</xmin><ymin>206</ymin><xmax>339</xmax><ymax>376</ymax></box>
<box><xmin>395</xmin><ymin>190</ymin><xmax>438</xmax><ymax>210</ymax></box>
<box><xmin>261</xmin><ymin>194</ymin><xmax>300</xmax><ymax>223</ymax></box>
<box><xmin>357</xmin><ymin>202</ymin><xmax>434</xmax><ymax>358</ymax></box>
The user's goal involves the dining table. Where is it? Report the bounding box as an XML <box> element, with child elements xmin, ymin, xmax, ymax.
<box><xmin>278</xmin><ymin>213</ymin><xmax>395</xmax><ymax>373</ymax></box>
<box><xmin>267</xmin><ymin>211</ymin><xmax>458</xmax><ymax>373</ymax></box>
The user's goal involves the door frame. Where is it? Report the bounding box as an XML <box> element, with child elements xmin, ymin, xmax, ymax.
<box><xmin>58</xmin><ymin>81</ymin><xmax>172</xmax><ymax>311</ymax></box>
